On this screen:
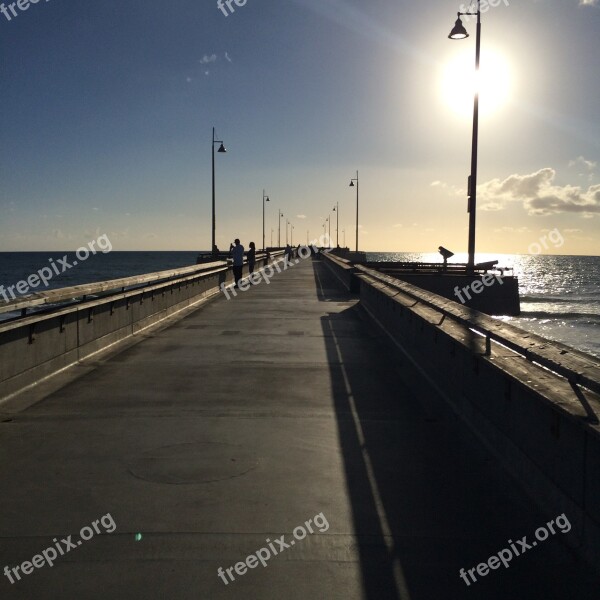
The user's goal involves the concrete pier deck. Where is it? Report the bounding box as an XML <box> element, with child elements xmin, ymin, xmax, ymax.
<box><xmin>1</xmin><ymin>258</ymin><xmax>598</xmax><ymax>599</ymax></box>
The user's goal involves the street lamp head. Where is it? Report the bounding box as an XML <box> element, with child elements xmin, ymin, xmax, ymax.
<box><xmin>449</xmin><ymin>16</ymin><xmax>469</xmax><ymax>39</ymax></box>
<box><xmin>349</xmin><ymin>181</ymin><xmax>355</xmax><ymax>187</ymax></box>
<box><xmin>266</xmin><ymin>196</ymin><xmax>270</xmax><ymax>202</ymax></box>
<box><xmin>333</xmin><ymin>206</ymin><xmax>336</xmax><ymax>211</ymax></box>
<box><xmin>218</xmin><ymin>143</ymin><xmax>227</xmax><ymax>153</ymax></box>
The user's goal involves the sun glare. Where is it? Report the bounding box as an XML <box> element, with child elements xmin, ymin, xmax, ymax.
<box><xmin>440</xmin><ymin>48</ymin><xmax>512</xmax><ymax>119</ymax></box>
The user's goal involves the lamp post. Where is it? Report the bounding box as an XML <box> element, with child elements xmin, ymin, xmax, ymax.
<box><xmin>211</xmin><ymin>127</ymin><xmax>227</xmax><ymax>255</ymax></box>
<box><xmin>349</xmin><ymin>171</ymin><xmax>359</xmax><ymax>252</ymax></box>
<box><xmin>448</xmin><ymin>2</ymin><xmax>481</xmax><ymax>270</ymax></box>
<box><xmin>271</xmin><ymin>228</ymin><xmax>274</xmax><ymax>247</ymax></box>
<box><xmin>286</xmin><ymin>219</ymin><xmax>290</xmax><ymax>245</ymax></box>
<box><xmin>278</xmin><ymin>210</ymin><xmax>284</xmax><ymax>247</ymax></box>
<box><xmin>332</xmin><ymin>202</ymin><xmax>339</xmax><ymax>247</ymax></box>
<box><xmin>342</xmin><ymin>229</ymin><xmax>346</xmax><ymax>247</ymax></box>
<box><xmin>291</xmin><ymin>224</ymin><xmax>294</xmax><ymax>246</ymax></box>
<box><xmin>262</xmin><ymin>190</ymin><xmax>270</xmax><ymax>251</ymax></box>
<box><xmin>327</xmin><ymin>215</ymin><xmax>331</xmax><ymax>247</ymax></box>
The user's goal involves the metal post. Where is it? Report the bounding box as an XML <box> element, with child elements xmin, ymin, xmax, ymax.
<box><xmin>355</xmin><ymin>170</ymin><xmax>359</xmax><ymax>252</ymax></box>
<box><xmin>467</xmin><ymin>7</ymin><xmax>481</xmax><ymax>270</ymax></box>
<box><xmin>211</xmin><ymin>127</ymin><xmax>216</xmax><ymax>252</ymax></box>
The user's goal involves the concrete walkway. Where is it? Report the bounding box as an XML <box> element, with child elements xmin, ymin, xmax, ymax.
<box><xmin>1</xmin><ymin>257</ymin><xmax>598</xmax><ymax>599</ymax></box>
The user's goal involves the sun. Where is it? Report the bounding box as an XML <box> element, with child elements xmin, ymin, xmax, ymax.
<box><xmin>440</xmin><ymin>47</ymin><xmax>512</xmax><ymax>119</ymax></box>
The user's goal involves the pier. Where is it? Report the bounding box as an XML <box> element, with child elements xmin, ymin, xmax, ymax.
<box><xmin>1</xmin><ymin>254</ymin><xmax>600</xmax><ymax>599</ymax></box>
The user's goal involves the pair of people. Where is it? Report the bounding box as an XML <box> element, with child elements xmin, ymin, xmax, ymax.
<box><xmin>229</xmin><ymin>240</ymin><xmax>256</xmax><ymax>287</ymax></box>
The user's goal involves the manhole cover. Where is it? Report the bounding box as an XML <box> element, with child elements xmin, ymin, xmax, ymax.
<box><xmin>128</xmin><ymin>442</ymin><xmax>258</xmax><ymax>484</ymax></box>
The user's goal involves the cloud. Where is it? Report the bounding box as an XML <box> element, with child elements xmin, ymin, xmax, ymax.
<box><xmin>199</xmin><ymin>54</ymin><xmax>217</xmax><ymax>64</ymax></box>
<box><xmin>430</xmin><ymin>179</ymin><xmax>464</xmax><ymax>197</ymax></box>
<box><xmin>478</xmin><ymin>168</ymin><xmax>600</xmax><ymax>216</ymax></box>
<box><xmin>579</xmin><ymin>0</ymin><xmax>598</xmax><ymax>6</ymax></box>
<box><xmin>296</xmin><ymin>214</ymin><xmax>307</xmax><ymax>219</ymax></box>
<box><xmin>392</xmin><ymin>223</ymin><xmax>403</xmax><ymax>228</ymax></box>
<box><xmin>569</xmin><ymin>155</ymin><xmax>597</xmax><ymax>170</ymax></box>
<box><xmin>224</xmin><ymin>52</ymin><xmax>232</xmax><ymax>63</ymax></box>
<box><xmin>493</xmin><ymin>226</ymin><xmax>532</xmax><ymax>234</ymax></box>
<box><xmin>186</xmin><ymin>77</ymin><xmax>192</xmax><ymax>83</ymax></box>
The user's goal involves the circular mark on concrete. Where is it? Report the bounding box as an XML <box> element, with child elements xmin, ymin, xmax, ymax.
<box><xmin>128</xmin><ymin>442</ymin><xmax>258</xmax><ymax>485</ymax></box>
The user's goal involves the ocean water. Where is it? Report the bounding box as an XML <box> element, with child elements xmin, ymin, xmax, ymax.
<box><xmin>0</xmin><ymin>251</ymin><xmax>598</xmax><ymax>358</ymax></box>
<box><xmin>367</xmin><ymin>252</ymin><xmax>600</xmax><ymax>359</ymax></box>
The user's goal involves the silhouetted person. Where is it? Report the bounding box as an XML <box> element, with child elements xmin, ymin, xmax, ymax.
<box><xmin>247</xmin><ymin>241</ymin><xmax>256</xmax><ymax>273</ymax></box>
<box><xmin>230</xmin><ymin>239</ymin><xmax>245</xmax><ymax>287</ymax></box>
<box><xmin>212</xmin><ymin>244</ymin><xmax>220</xmax><ymax>258</ymax></box>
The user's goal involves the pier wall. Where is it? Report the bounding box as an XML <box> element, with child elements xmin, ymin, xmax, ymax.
<box><xmin>0</xmin><ymin>254</ymin><xmax>277</xmax><ymax>402</ymax></box>
<box><xmin>322</xmin><ymin>252</ymin><xmax>600</xmax><ymax>568</ymax></box>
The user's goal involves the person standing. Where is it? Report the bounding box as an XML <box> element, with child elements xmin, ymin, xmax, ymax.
<box><xmin>247</xmin><ymin>242</ymin><xmax>256</xmax><ymax>274</ymax></box>
<box><xmin>230</xmin><ymin>238</ymin><xmax>245</xmax><ymax>287</ymax></box>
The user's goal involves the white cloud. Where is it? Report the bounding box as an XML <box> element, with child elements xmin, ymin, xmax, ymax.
<box><xmin>478</xmin><ymin>168</ymin><xmax>600</xmax><ymax>216</ymax></box>
<box><xmin>199</xmin><ymin>54</ymin><xmax>217</xmax><ymax>64</ymax></box>
<box><xmin>568</xmin><ymin>155</ymin><xmax>597</xmax><ymax>171</ymax></box>
<box><xmin>579</xmin><ymin>0</ymin><xmax>598</xmax><ymax>6</ymax></box>
<box><xmin>392</xmin><ymin>223</ymin><xmax>403</xmax><ymax>228</ymax></box>
<box><xmin>493</xmin><ymin>226</ymin><xmax>532</xmax><ymax>234</ymax></box>
<box><xmin>296</xmin><ymin>214</ymin><xmax>307</xmax><ymax>219</ymax></box>
<box><xmin>224</xmin><ymin>52</ymin><xmax>232</xmax><ymax>63</ymax></box>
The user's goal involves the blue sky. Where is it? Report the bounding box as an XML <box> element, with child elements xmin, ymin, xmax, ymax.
<box><xmin>1</xmin><ymin>0</ymin><xmax>599</xmax><ymax>255</ymax></box>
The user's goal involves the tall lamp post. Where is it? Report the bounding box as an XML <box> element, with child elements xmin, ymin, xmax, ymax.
<box><xmin>278</xmin><ymin>210</ymin><xmax>284</xmax><ymax>247</ymax></box>
<box><xmin>448</xmin><ymin>2</ymin><xmax>481</xmax><ymax>270</ymax></box>
<box><xmin>262</xmin><ymin>190</ymin><xmax>270</xmax><ymax>251</ymax></box>
<box><xmin>286</xmin><ymin>219</ymin><xmax>290</xmax><ymax>245</ymax></box>
<box><xmin>291</xmin><ymin>224</ymin><xmax>294</xmax><ymax>246</ymax></box>
<box><xmin>332</xmin><ymin>202</ymin><xmax>339</xmax><ymax>247</ymax></box>
<box><xmin>349</xmin><ymin>171</ymin><xmax>359</xmax><ymax>252</ymax></box>
<box><xmin>211</xmin><ymin>127</ymin><xmax>227</xmax><ymax>255</ymax></box>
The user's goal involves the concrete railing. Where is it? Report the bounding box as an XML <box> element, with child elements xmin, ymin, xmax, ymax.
<box><xmin>0</xmin><ymin>252</ymin><xmax>282</xmax><ymax>402</ymax></box>
<box><xmin>322</xmin><ymin>251</ymin><xmax>600</xmax><ymax>568</ymax></box>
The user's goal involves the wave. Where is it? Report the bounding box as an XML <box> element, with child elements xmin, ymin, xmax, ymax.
<box><xmin>520</xmin><ymin>295</ymin><xmax>593</xmax><ymax>304</ymax></box>
<box><xmin>519</xmin><ymin>311</ymin><xmax>600</xmax><ymax>323</ymax></box>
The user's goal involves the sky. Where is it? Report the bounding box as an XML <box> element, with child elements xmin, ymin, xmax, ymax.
<box><xmin>1</xmin><ymin>0</ymin><xmax>599</xmax><ymax>256</ymax></box>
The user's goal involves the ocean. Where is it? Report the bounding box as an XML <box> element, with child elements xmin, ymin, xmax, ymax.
<box><xmin>0</xmin><ymin>251</ymin><xmax>598</xmax><ymax>358</ymax></box>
